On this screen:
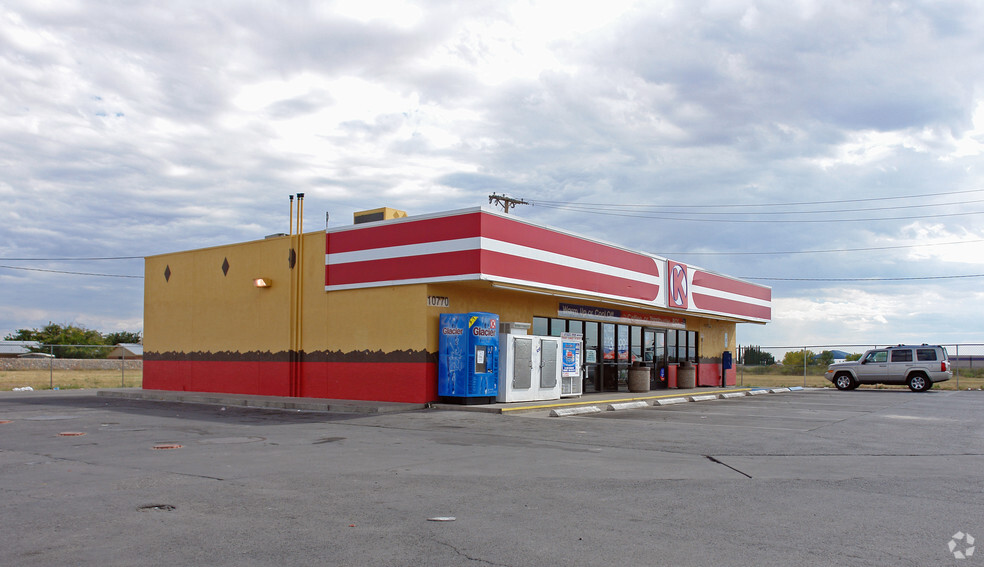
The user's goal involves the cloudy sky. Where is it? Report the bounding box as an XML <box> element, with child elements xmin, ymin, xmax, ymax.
<box><xmin>2</xmin><ymin>0</ymin><xmax>983</xmax><ymax>352</ymax></box>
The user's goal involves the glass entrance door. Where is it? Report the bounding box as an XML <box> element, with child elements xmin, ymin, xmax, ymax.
<box><xmin>646</xmin><ymin>328</ymin><xmax>668</xmax><ymax>389</ymax></box>
<box><xmin>601</xmin><ymin>323</ymin><xmax>619</xmax><ymax>391</ymax></box>
<box><xmin>642</xmin><ymin>329</ymin><xmax>656</xmax><ymax>388</ymax></box>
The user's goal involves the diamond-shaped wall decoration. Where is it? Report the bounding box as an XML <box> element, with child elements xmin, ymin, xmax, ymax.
<box><xmin>221</xmin><ymin>257</ymin><xmax>230</xmax><ymax>276</ymax></box>
<box><xmin>164</xmin><ymin>265</ymin><xmax>171</xmax><ymax>282</ymax></box>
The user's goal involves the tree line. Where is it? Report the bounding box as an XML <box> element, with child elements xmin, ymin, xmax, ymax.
<box><xmin>4</xmin><ymin>323</ymin><xmax>141</xmax><ymax>359</ymax></box>
<box><xmin>742</xmin><ymin>345</ymin><xmax>862</xmax><ymax>374</ymax></box>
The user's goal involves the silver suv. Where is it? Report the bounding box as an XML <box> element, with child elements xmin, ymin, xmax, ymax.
<box><xmin>824</xmin><ymin>344</ymin><xmax>951</xmax><ymax>392</ymax></box>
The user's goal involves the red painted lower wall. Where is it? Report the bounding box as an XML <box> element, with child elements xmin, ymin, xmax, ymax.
<box><xmin>696</xmin><ymin>363</ymin><xmax>737</xmax><ymax>386</ymax></box>
<box><xmin>144</xmin><ymin>360</ymin><xmax>437</xmax><ymax>403</ymax></box>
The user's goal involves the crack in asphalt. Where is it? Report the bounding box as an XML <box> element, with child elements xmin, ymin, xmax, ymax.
<box><xmin>705</xmin><ymin>455</ymin><xmax>753</xmax><ymax>478</ymax></box>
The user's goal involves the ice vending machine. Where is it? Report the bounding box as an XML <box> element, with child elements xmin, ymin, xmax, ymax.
<box><xmin>438</xmin><ymin>312</ymin><xmax>499</xmax><ymax>404</ymax></box>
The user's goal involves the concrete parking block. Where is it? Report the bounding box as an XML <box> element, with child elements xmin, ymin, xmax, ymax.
<box><xmin>549</xmin><ymin>406</ymin><xmax>602</xmax><ymax>417</ymax></box>
<box><xmin>653</xmin><ymin>397</ymin><xmax>689</xmax><ymax>406</ymax></box>
<box><xmin>689</xmin><ymin>394</ymin><xmax>721</xmax><ymax>402</ymax></box>
<box><xmin>770</xmin><ymin>388</ymin><xmax>791</xmax><ymax>393</ymax></box>
<box><xmin>746</xmin><ymin>389</ymin><xmax>769</xmax><ymax>395</ymax></box>
<box><xmin>607</xmin><ymin>401</ymin><xmax>649</xmax><ymax>411</ymax></box>
<box><xmin>721</xmin><ymin>392</ymin><xmax>747</xmax><ymax>399</ymax></box>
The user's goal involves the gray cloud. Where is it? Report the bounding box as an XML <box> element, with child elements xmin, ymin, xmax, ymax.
<box><xmin>2</xmin><ymin>0</ymin><xmax>983</xmax><ymax>346</ymax></box>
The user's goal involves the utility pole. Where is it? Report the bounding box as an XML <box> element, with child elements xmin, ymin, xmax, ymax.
<box><xmin>488</xmin><ymin>193</ymin><xmax>530</xmax><ymax>214</ymax></box>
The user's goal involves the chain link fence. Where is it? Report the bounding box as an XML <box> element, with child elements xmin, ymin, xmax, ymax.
<box><xmin>737</xmin><ymin>343</ymin><xmax>984</xmax><ymax>390</ymax></box>
<box><xmin>0</xmin><ymin>344</ymin><xmax>142</xmax><ymax>391</ymax></box>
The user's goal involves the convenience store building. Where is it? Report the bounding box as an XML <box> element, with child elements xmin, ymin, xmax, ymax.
<box><xmin>143</xmin><ymin>206</ymin><xmax>771</xmax><ymax>403</ymax></box>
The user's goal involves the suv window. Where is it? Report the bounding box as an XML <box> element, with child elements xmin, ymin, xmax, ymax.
<box><xmin>865</xmin><ymin>351</ymin><xmax>888</xmax><ymax>363</ymax></box>
<box><xmin>916</xmin><ymin>349</ymin><xmax>938</xmax><ymax>361</ymax></box>
<box><xmin>891</xmin><ymin>349</ymin><xmax>912</xmax><ymax>362</ymax></box>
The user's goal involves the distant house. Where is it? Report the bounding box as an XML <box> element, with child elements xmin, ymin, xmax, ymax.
<box><xmin>0</xmin><ymin>341</ymin><xmax>40</xmax><ymax>358</ymax></box>
<box><xmin>107</xmin><ymin>343</ymin><xmax>143</xmax><ymax>359</ymax></box>
<box><xmin>829</xmin><ymin>350</ymin><xmax>851</xmax><ymax>364</ymax></box>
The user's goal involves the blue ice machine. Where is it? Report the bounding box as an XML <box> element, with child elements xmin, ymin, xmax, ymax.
<box><xmin>438</xmin><ymin>312</ymin><xmax>499</xmax><ymax>404</ymax></box>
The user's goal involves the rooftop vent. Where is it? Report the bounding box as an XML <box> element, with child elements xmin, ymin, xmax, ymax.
<box><xmin>354</xmin><ymin>207</ymin><xmax>407</xmax><ymax>224</ymax></box>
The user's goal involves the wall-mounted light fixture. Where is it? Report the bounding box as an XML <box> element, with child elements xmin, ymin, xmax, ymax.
<box><xmin>253</xmin><ymin>278</ymin><xmax>272</xmax><ymax>288</ymax></box>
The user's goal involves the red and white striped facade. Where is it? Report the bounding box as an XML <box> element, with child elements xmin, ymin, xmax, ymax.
<box><xmin>326</xmin><ymin>208</ymin><xmax>771</xmax><ymax>323</ymax></box>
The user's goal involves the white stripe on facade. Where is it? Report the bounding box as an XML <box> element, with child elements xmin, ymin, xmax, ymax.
<box><xmin>327</xmin><ymin>237</ymin><xmax>663</xmax><ymax>287</ymax></box>
<box><xmin>690</xmin><ymin>283</ymin><xmax>772</xmax><ymax>308</ymax></box>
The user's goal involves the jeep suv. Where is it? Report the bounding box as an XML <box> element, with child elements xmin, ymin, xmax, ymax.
<box><xmin>824</xmin><ymin>344</ymin><xmax>951</xmax><ymax>392</ymax></box>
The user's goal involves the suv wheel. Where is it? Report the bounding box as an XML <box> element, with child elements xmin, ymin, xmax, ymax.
<box><xmin>908</xmin><ymin>373</ymin><xmax>931</xmax><ymax>392</ymax></box>
<box><xmin>834</xmin><ymin>373</ymin><xmax>856</xmax><ymax>391</ymax></box>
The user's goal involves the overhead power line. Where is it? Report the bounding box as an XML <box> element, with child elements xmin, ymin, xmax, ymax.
<box><xmin>2</xmin><ymin>262</ymin><xmax>979</xmax><ymax>284</ymax></box>
<box><xmin>531</xmin><ymin>188</ymin><xmax>984</xmax><ymax>209</ymax></box>
<box><xmin>534</xmin><ymin>202</ymin><xmax>984</xmax><ymax>223</ymax></box>
<box><xmin>0</xmin><ymin>256</ymin><xmax>143</xmax><ymax>261</ymax></box>
<box><xmin>659</xmin><ymin>238</ymin><xmax>984</xmax><ymax>256</ymax></box>
<box><xmin>741</xmin><ymin>273</ymin><xmax>984</xmax><ymax>282</ymax></box>
<box><xmin>0</xmin><ymin>265</ymin><xmax>143</xmax><ymax>278</ymax></box>
<box><xmin>537</xmin><ymin>196</ymin><xmax>984</xmax><ymax>216</ymax></box>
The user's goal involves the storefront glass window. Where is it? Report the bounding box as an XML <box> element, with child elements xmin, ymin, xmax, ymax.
<box><xmin>602</xmin><ymin>323</ymin><xmax>616</xmax><ymax>362</ymax></box>
<box><xmin>584</xmin><ymin>321</ymin><xmax>599</xmax><ymax>367</ymax></box>
<box><xmin>550</xmin><ymin>318</ymin><xmax>565</xmax><ymax>336</ymax></box>
<box><xmin>532</xmin><ymin>317</ymin><xmax>547</xmax><ymax>336</ymax></box>
<box><xmin>617</xmin><ymin>325</ymin><xmax>629</xmax><ymax>362</ymax></box>
<box><xmin>630</xmin><ymin>326</ymin><xmax>641</xmax><ymax>364</ymax></box>
<box><xmin>667</xmin><ymin>330</ymin><xmax>677</xmax><ymax>364</ymax></box>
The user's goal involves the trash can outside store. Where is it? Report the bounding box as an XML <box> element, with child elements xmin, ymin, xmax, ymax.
<box><xmin>677</xmin><ymin>361</ymin><xmax>696</xmax><ymax>389</ymax></box>
<box><xmin>628</xmin><ymin>363</ymin><xmax>650</xmax><ymax>393</ymax></box>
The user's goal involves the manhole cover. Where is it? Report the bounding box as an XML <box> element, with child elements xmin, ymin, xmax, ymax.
<box><xmin>152</xmin><ymin>443</ymin><xmax>183</xmax><ymax>450</ymax></box>
<box><xmin>138</xmin><ymin>504</ymin><xmax>176</xmax><ymax>512</ymax></box>
<box><xmin>58</xmin><ymin>432</ymin><xmax>86</xmax><ymax>437</ymax></box>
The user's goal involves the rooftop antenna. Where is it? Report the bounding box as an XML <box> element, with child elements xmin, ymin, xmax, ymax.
<box><xmin>488</xmin><ymin>193</ymin><xmax>529</xmax><ymax>214</ymax></box>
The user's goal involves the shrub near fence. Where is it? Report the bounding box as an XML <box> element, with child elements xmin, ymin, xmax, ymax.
<box><xmin>737</xmin><ymin>343</ymin><xmax>984</xmax><ymax>391</ymax></box>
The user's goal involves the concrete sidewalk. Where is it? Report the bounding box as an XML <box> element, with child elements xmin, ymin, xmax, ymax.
<box><xmin>97</xmin><ymin>388</ymin><xmax>427</xmax><ymax>414</ymax></box>
<box><xmin>98</xmin><ymin>385</ymin><xmax>779</xmax><ymax>415</ymax></box>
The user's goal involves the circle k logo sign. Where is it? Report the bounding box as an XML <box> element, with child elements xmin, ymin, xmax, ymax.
<box><xmin>668</xmin><ymin>261</ymin><xmax>689</xmax><ymax>309</ymax></box>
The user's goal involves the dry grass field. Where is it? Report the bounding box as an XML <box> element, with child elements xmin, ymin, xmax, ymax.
<box><xmin>0</xmin><ymin>369</ymin><xmax>142</xmax><ymax>391</ymax></box>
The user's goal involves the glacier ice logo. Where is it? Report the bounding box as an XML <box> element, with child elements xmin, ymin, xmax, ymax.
<box><xmin>948</xmin><ymin>532</ymin><xmax>975</xmax><ymax>560</ymax></box>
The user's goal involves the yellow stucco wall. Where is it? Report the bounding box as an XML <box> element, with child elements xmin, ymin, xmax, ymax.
<box><xmin>144</xmin><ymin>235</ymin><xmax>294</xmax><ymax>354</ymax></box>
<box><xmin>146</xmin><ymin>231</ymin><xmax>433</xmax><ymax>357</ymax></box>
<box><xmin>145</xmin><ymin>230</ymin><xmax>738</xmax><ymax>361</ymax></box>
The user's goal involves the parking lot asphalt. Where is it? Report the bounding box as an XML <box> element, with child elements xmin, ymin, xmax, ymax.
<box><xmin>2</xmin><ymin>387</ymin><xmax>982</xmax><ymax>566</ymax></box>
